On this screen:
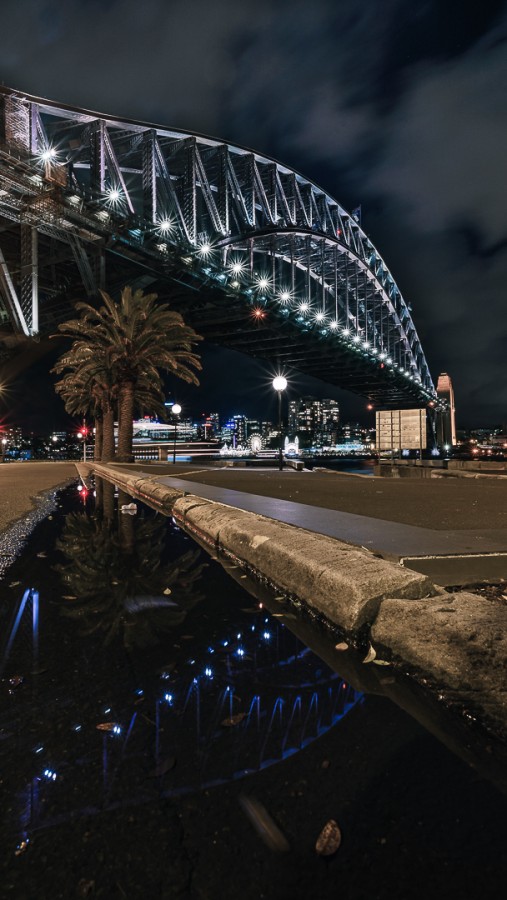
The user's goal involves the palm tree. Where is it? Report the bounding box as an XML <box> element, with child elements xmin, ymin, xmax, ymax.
<box><xmin>52</xmin><ymin>345</ymin><xmax>117</xmax><ymax>461</ymax></box>
<box><xmin>55</xmin><ymin>287</ymin><xmax>202</xmax><ymax>462</ymax></box>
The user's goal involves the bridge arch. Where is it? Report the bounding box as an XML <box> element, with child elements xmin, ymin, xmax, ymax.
<box><xmin>0</xmin><ymin>86</ymin><xmax>435</xmax><ymax>406</ymax></box>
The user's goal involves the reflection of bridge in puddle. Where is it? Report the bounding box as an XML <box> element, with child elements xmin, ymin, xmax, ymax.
<box><xmin>2</xmin><ymin>580</ymin><xmax>362</xmax><ymax>847</ymax></box>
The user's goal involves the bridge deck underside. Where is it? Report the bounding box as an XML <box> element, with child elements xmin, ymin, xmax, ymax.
<box><xmin>0</xmin><ymin>214</ymin><xmax>424</xmax><ymax>407</ymax></box>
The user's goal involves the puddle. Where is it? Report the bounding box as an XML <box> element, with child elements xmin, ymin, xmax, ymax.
<box><xmin>0</xmin><ymin>479</ymin><xmax>361</xmax><ymax>844</ymax></box>
<box><xmin>2</xmin><ymin>477</ymin><xmax>507</xmax><ymax>899</ymax></box>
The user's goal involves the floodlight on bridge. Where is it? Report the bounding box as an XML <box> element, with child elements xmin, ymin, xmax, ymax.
<box><xmin>40</xmin><ymin>147</ymin><xmax>57</xmax><ymax>162</ymax></box>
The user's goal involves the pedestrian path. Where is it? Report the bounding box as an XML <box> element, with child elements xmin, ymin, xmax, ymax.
<box><xmin>155</xmin><ymin>475</ymin><xmax>507</xmax><ymax>584</ymax></box>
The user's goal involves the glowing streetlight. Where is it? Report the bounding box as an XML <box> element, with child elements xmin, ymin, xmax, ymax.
<box><xmin>171</xmin><ymin>403</ymin><xmax>181</xmax><ymax>464</ymax></box>
<box><xmin>272</xmin><ymin>376</ymin><xmax>287</xmax><ymax>472</ymax></box>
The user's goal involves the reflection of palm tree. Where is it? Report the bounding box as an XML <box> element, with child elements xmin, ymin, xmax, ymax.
<box><xmin>55</xmin><ymin>506</ymin><xmax>206</xmax><ymax>650</ymax></box>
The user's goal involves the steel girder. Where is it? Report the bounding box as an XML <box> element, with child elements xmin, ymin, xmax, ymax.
<box><xmin>0</xmin><ymin>86</ymin><xmax>436</xmax><ymax>406</ymax></box>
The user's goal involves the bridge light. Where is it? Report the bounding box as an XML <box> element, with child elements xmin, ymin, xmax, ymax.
<box><xmin>198</xmin><ymin>242</ymin><xmax>211</xmax><ymax>256</ymax></box>
<box><xmin>40</xmin><ymin>147</ymin><xmax>57</xmax><ymax>162</ymax></box>
<box><xmin>362</xmin><ymin>341</ymin><xmax>370</xmax><ymax>348</ymax></box>
<box><xmin>353</xmin><ymin>335</ymin><xmax>361</xmax><ymax>343</ymax></box>
<box><xmin>231</xmin><ymin>261</ymin><xmax>244</xmax><ymax>274</ymax></box>
<box><xmin>371</xmin><ymin>347</ymin><xmax>378</xmax><ymax>354</ymax></box>
<box><xmin>299</xmin><ymin>302</ymin><xmax>309</xmax><ymax>313</ymax></box>
<box><xmin>257</xmin><ymin>277</ymin><xmax>270</xmax><ymax>290</ymax></box>
<box><xmin>342</xmin><ymin>328</ymin><xmax>351</xmax><ymax>337</ymax></box>
<box><xmin>386</xmin><ymin>357</ymin><xmax>393</xmax><ymax>365</ymax></box>
<box><xmin>159</xmin><ymin>218</ymin><xmax>173</xmax><ymax>233</ymax></box>
<box><xmin>279</xmin><ymin>291</ymin><xmax>291</xmax><ymax>303</ymax></box>
<box><xmin>379</xmin><ymin>352</ymin><xmax>386</xmax><ymax>360</ymax></box>
<box><xmin>315</xmin><ymin>311</ymin><xmax>325</xmax><ymax>322</ymax></box>
<box><xmin>252</xmin><ymin>307</ymin><xmax>265</xmax><ymax>319</ymax></box>
<box><xmin>107</xmin><ymin>188</ymin><xmax>121</xmax><ymax>202</ymax></box>
<box><xmin>231</xmin><ymin>280</ymin><xmax>240</xmax><ymax>288</ymax></box>
<box><xmin>330</xmin><ymin>320</ymin><xmax>338</xmax><ymax>329</ymax></box>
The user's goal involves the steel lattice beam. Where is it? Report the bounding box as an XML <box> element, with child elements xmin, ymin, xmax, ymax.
<box><xmin>0</xmin><ymin>84</ymin><xmax>437</xmax><ymax>407</ymax></box>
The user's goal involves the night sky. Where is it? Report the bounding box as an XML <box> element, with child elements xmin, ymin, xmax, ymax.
<box><xmin>1</xmin><ymin>0</ymin><xmax>506</xmax><ymax>431</ymax></box>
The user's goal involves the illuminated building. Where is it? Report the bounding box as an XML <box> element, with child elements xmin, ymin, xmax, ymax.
<box><xmin>436</xmin><ymin>372</ymin><xmax>457</xmax><ymax>446</ymax></box>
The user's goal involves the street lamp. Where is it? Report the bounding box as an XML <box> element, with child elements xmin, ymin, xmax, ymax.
<box><xmin>1</xmin><ymin>437</ymin><xmax>7</xmax><ymax>463</ymax></box>
<box><xmin>272</xmin><ymin>376</ymin><xmax>287</xmax><ymax>471</ymax></box>
<box><xmin>77</xmin><ymin>424</ymin><xmax>88</xmax><ymax>462</ymax></box>
<box><xmin>171</xmin><ymin>403</ymin><xmax>181</xmax><ymax>464</ymax></box>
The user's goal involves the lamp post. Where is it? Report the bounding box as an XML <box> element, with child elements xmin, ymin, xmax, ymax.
<box><xmin>171</xmin><ymin>403</ymin><xmax>181</xmax><ymax>464</ymax></box>
<box><xmin>1</xmin><ymin>437</ymin><xmax>7</xmax><ymax>463</ymax></box>
<box><xmin>77</xmin><ymin>425</ymin><xmax>87</xmax><ymax>462</ymax></box>
<box><xmin>272</xmin><ymin>376</ymin><xmax>287</xmax><ymax>471</ymax></box>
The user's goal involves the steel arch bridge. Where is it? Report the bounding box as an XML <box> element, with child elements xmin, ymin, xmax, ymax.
<box><xmin>0</xmin><ymin>86</ymin><xmax>436</xmax><ymax>406</ymax></box>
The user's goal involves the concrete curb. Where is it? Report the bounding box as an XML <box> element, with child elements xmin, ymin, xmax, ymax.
<box><xmin>88</xmin><ymin>462</ymin><xmax>507</xmax><ymax>738</ymax></box>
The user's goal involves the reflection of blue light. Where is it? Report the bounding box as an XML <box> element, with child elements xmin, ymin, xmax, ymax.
<box><xmin>135</xmin><ymin>689</ymin><xmax>144</xmax><ymax>696</ymax></box>
<box><xmin>43</xmin><ymin>769</ymin><xmax>57</xmax><ymax>781</ymax></box>
<box><xmin>164</xmin><ymin>693</ymin><xmax>174</xmax><ymax>705</ymax></box>
<box><xmin>34</xmin><ymin>746</ymin><xmax>44</xmax><ymax>754</ymax></box>
<box><xmin>188</xmin><ymin>659</ymin><xmax>195</xmax><ymax>666</ymax></box>
<box><xmin>204</xmin><ymin>667</ymin><xmax>213</xmax><ymax>678</ymax></box>
<box><xmin>207</xmin><ymin>647</ymin><xmax>215</xmax><ymax>654</ymax></box>
<box><xmin>160</xmin><ymin>672</ymin><xmax>171</xmax><ymax>680</ymax></box>
<box><xmin>112</xmin><ymin>725</ymin><xmax>122</xmax><ymax>735</ymax></box>
<box><xmin>222</xmin><ymin>640</ymin><xmax>229</xmax><ymax>647</ymax></box>
<box><xmin>236</xmin><ymin>648</ymin><xmax>245</xmax><ymax>657</ymax></box>
<box><xmin>104</xmin><ymin>707</ymin><xmax>111</xmax><ymax>714</ymax></box>
<box><xmin>73</xmin><ymin>725</ymin><xmax>82</xmax><ymax>732</ymax></box>
<box><xmin>251</xmin><ymin>625</ymin><xmax>256</xmax><ymax>632</ymax></box>
<box><xmin>263</xmin><ymin>631</ymin><xmax>271</xmax><ymax>641</ymax></box>
<box><xmin>236</xmin><ymin>633</ymin><xmax>241</xmax><ymax>639</ymax></box>
<box><xmin>264</xmin><ymin>618</ymin><xmax>269</xmax><ymax>624</ymax></box>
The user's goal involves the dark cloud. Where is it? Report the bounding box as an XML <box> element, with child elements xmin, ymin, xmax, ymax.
<box><xmin>0</xmin><ymin>0</ymin><xmax>505</xmax><ymax>427</ymax></box>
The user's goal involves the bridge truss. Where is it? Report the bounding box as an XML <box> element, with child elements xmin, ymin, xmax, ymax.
<box><xmin>0</xmin><ymin>86</ymin><xmax>436</xmax><ymax>406</ymax></box>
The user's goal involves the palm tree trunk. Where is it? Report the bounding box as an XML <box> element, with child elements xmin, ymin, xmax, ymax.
<box><xmin>94</xmin><ymin>416</ymin><xmax>103</xmax><ymax>461</ymax></box>
<box><xmin>117</xmin><ymin>381</ymin><xmax>135</xmax><ymax>462</ymax></box>
<box><xmin>102</xmin><ymin>402</ymin><xmax>116</xmax><ymax>462</ymax></box>
<box><xmin>103</xmin><ymin>479</ymin><xmax>115</xmax><ymax>522</ymax></box>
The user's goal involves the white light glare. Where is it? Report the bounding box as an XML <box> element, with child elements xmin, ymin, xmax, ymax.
<box><xmin>330</xmin><ymin>320</ymin><xmax>338</xmax><ymax>329</ymax></box>
<box><xmin>159</xmin><ymin>219</ymin><xmax>172</xmax><ymax>233</ymax></box>
<box><xmin>199</xmin><ymin>242</ymin><xmax>211</xmax><ymax>255</ymax></box>
<box><xmin>273</xmin><ymin>375</ymin><xmax>288</xmax><ymax>392</ymax></box>
<box><xmin>280</xmin><ymin>291</ymin><xmax>291</xmax><ymax>303</ymax></box>
<box><xmin>315</xmin><ymin>312</ymin><xmax>325</xmax><ymax>322</ymax></box>
<box><xmin>231</xmin><ymin>261</ymin><xmax>244</xmax><ymax>274</ymax></box>
<box><xmin>353</xmin><ymin>334</ymin><xmax>361</xmax><ymax>343</ymax></box>
<box><xmin>108</xmin><ymin>188</ymin><xmax>121</xmax><ymax>202</ymax></box>
<box><xmin>299</xmin><ymin>302</ymin><xmax>309</xmax><ymax>313</ymax></box>
<box><xmin>257</xmin><ymin>277</ymin><xmax>270</xmax><ymax>290</ymax></box>
<box><xmin>342</xmin><ymin>328</ymin><xmax>351</xmax><ymax>336</ymax></box>
<box><xmin>40</xmin><ymin>147</ymin><xmax>56</xmax><ymax>162</ymax></box>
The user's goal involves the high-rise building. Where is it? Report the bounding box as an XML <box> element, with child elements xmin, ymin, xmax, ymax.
<box><xmin>288</xmin><ymin>396</ymin><xmax>339</xmax><ymax>445</ymax></box>
<box><xmin>436</xmin><ymin>372</ymin><xmax>457</xmax><ymax>446</ymax></box>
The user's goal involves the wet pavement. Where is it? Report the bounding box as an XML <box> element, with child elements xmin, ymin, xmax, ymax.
<box><xmin>1</xmin><ymin>476</ymin><xmax>507</xmax><ymax>898</ymax></box>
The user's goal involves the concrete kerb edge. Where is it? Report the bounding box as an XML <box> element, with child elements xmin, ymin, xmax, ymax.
<box><xmin>87</xmin><ymin>462</ymin><xmax>439</xmax><ymax>636</ymax></box>
<box><xmin>84</xmin><ymin>463</ymin><xmax>507</xmax><ymax>733</ymax></box>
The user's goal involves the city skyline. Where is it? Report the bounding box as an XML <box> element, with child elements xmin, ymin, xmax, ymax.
<box><xmin>0</xmin><ymin>2</ymin><xmax>505</xmax><ymax>429</ymax></box>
